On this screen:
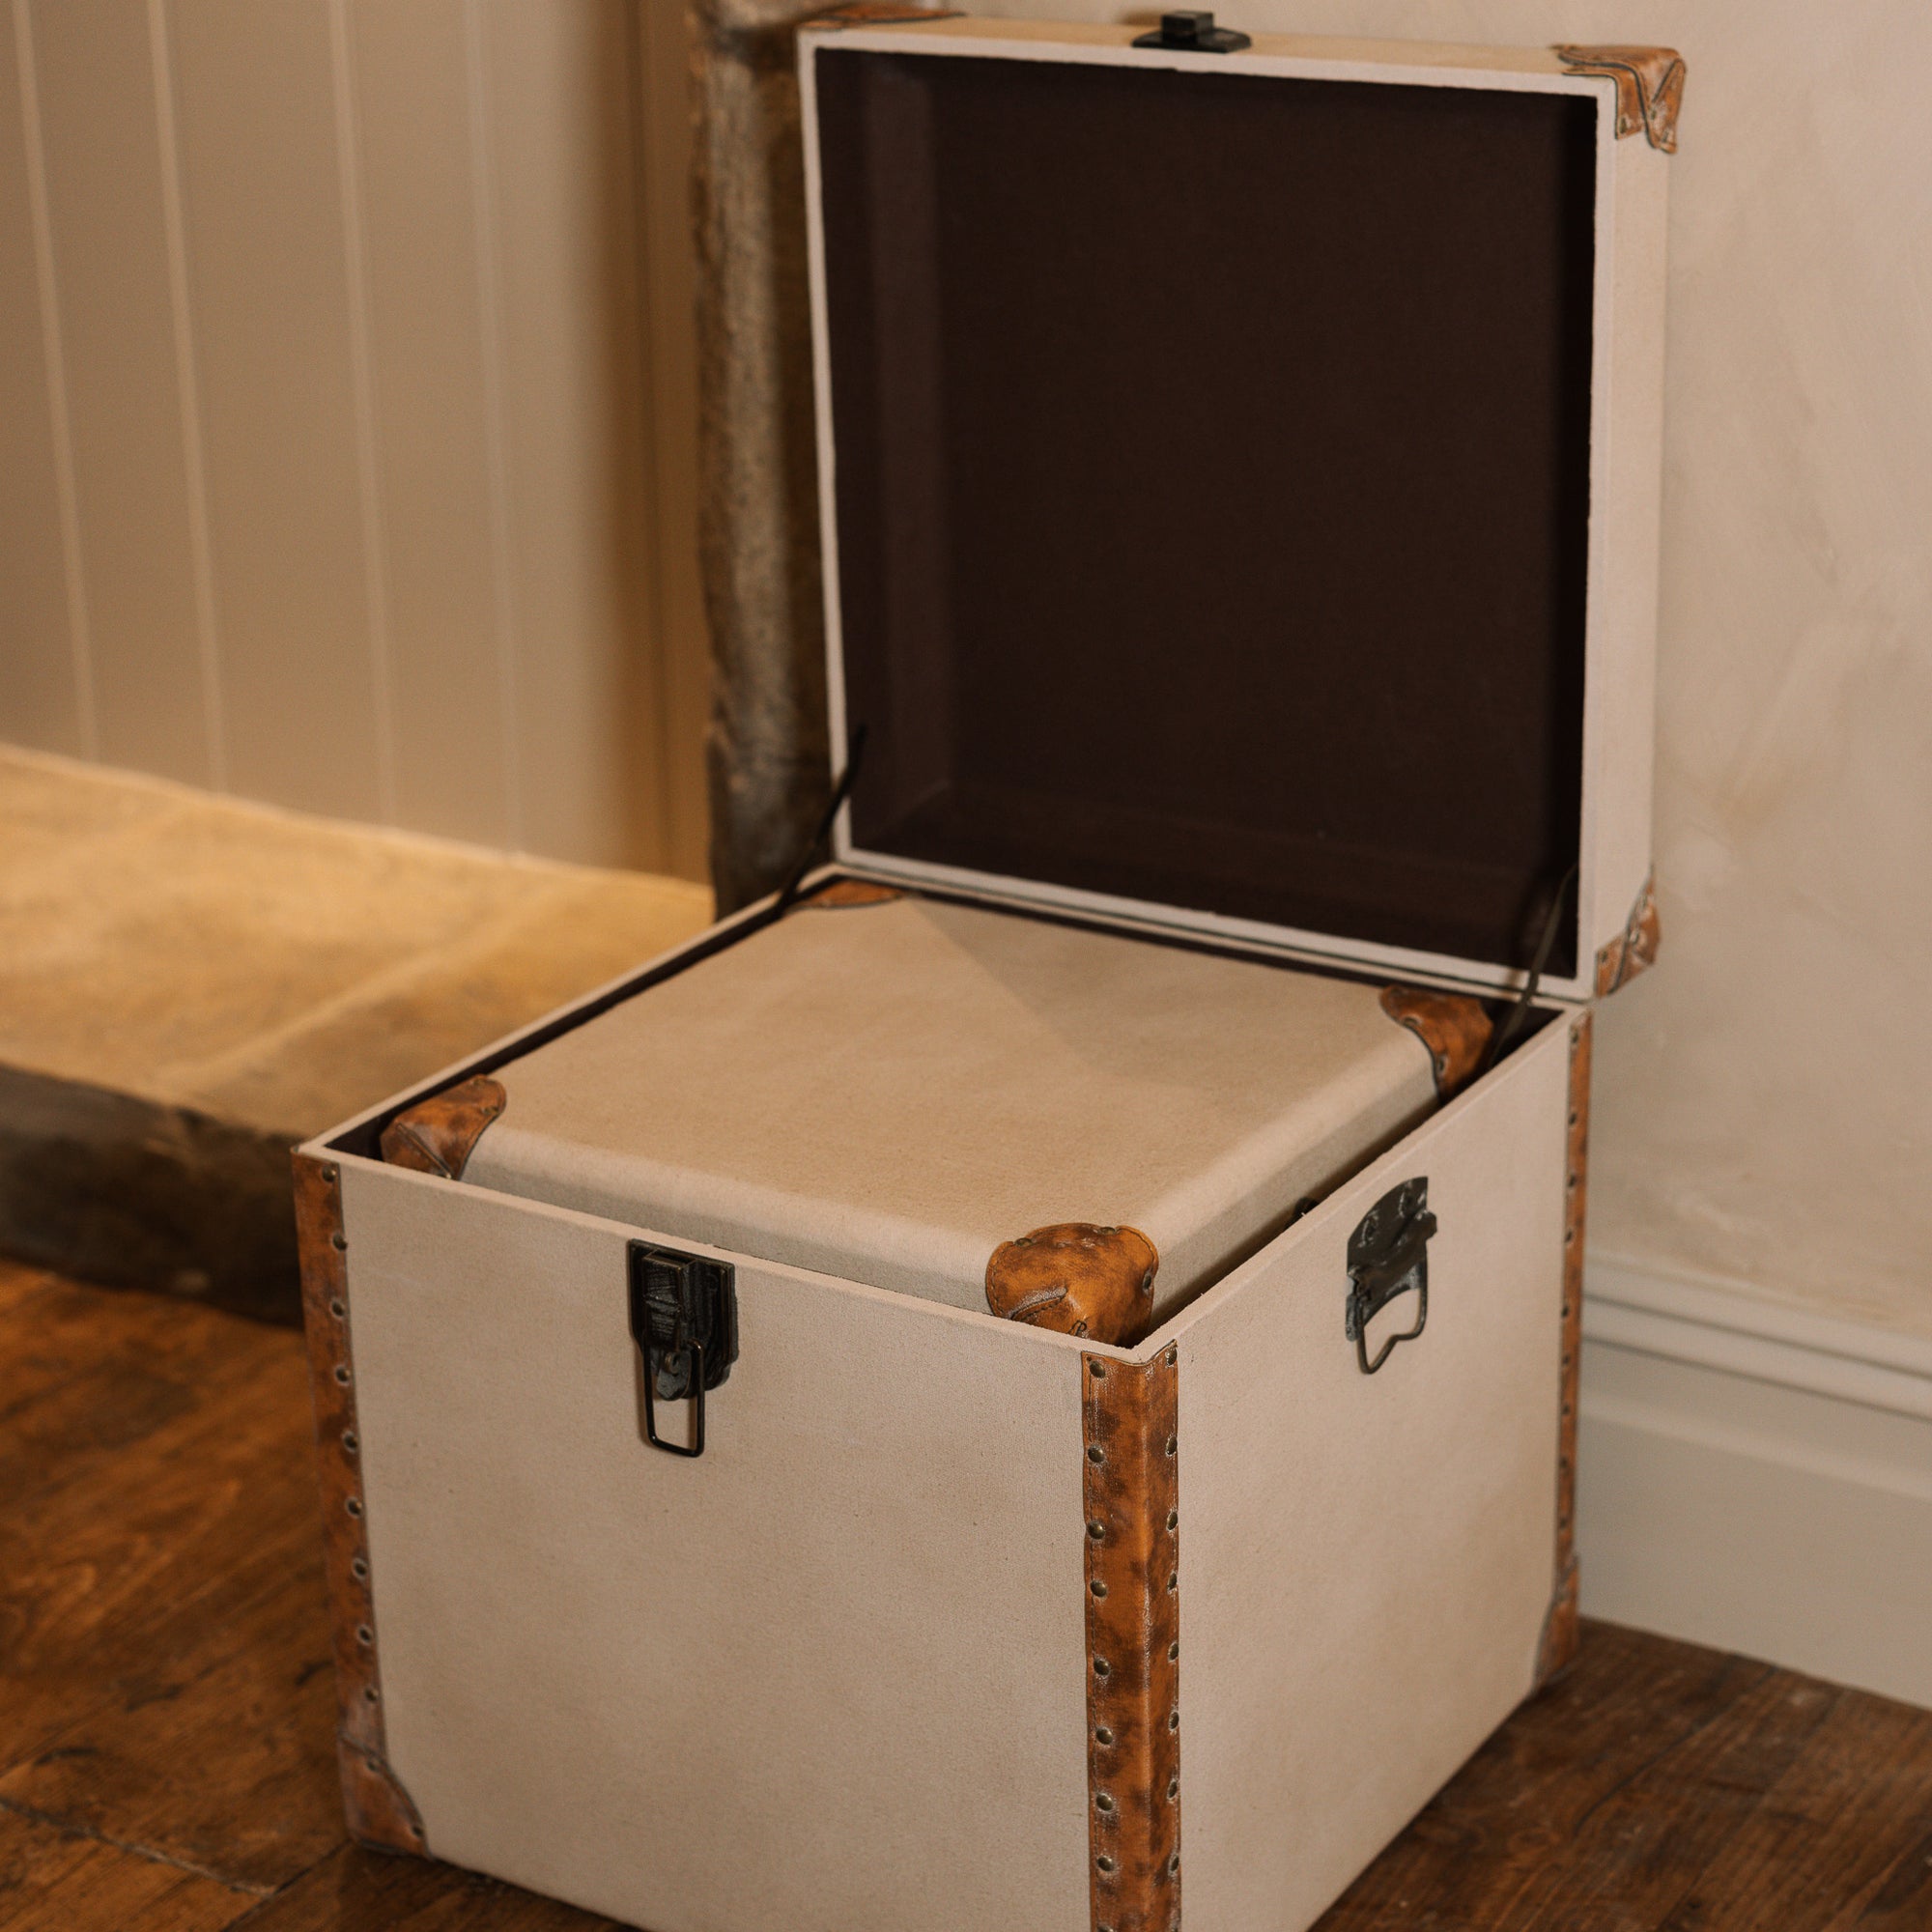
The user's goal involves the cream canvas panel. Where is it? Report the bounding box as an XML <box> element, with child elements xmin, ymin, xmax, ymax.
<box><xmin>1166</xmin><ymin>1015</ymin><xmax>1572</xmax><ymax>1930</ymax></box>
<box><xmin>465</xmin><ymin>895</ymin><xmax>1438</xmax><ymax>1320</ymax></box>
<box><xmin>342</xmin><ymin>1160</ymin><xmax>1093</xmax><ymax>1932</ymax></box>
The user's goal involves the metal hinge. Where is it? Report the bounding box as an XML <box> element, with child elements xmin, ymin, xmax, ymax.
<box><xmin>1345</xmin><ymin>1179</ymin><xmax>1435</xmax><ymax>1376</ymax></box>
<box><xmin>628</xmin><ymin>1242</ymin><xmax>739</xmax><ymax>1457</ymax></box>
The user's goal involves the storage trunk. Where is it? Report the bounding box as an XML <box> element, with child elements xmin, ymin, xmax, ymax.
<box><xmin>461</xmin><ymin>891</ymin><xmax>1445</xmax><ymax>1321</ymax></box>
<box><xmin>295</xmin><ymin>17</ymin><xmax>1678</xmax><ymax>1931</ymax></box>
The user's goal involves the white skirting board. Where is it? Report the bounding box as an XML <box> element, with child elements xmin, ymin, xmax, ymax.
<box><xmin>1577</xmin><ymin>1255</ymin><xmax>1932</xmax><ymax>1710</ymax></box>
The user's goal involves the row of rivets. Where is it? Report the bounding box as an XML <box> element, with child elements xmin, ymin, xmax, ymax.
<box><xmin>1085</xmin><ymin>1346</ymin><xmax>1180</xmax><ymax>1927</ymax></box>
<box><xmin>310</xmin><ymin>1160</ymin><xmax>423</xmax><ymax>1844</ymax></box>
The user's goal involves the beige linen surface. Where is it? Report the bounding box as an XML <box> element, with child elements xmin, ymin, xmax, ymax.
<box><xmin>466</xmin><ymin>895</ymin><xmax>1436</xmax><ymax>1317</ymax></box>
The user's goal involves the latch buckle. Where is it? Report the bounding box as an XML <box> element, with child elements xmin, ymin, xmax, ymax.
<box><xmin>1345</xmin><ymin>1179</ymin><xmax>1435</xmax><ymax>1376</ymax></box>
<box><xmin>1131</xmin><ymin>11</ymin><xmax>1252</xmax><ymax>54</ymax></box>
<box><xmin>627</xmin><ymin>1241</ymin><xmax>739</xmax><ymax>1457</ymax></box>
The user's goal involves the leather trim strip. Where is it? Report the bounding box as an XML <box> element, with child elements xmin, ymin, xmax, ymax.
<box><xmin>1378</xmin><ymin>985</ymin><xmax>1493</xmax><ymax>1099</ymax></box>
<box><xmin>293</xmin><ymin>1152</ymin><xmax>428</xmax><ymax>1856</ymax></box>
<box><xmin>1555</xmin><ymin>44</ymin><xmax>1686</xmax><ymax>153</ymax></box>
<box><xmin>1595</xmin><ymin>871</ymin><xmax>1661</xmax><ymax>996</ymax></box>
<box><xmin>1082</xmin><ymin>1345</ymin><xmax>1181</xmax><ymax>1932</ymax></box>
<box><xmin>1538</xmin><ymin>1551</ymin><xmax>1581</xmax><ymax>1688</ymax></box>
<box><xmin>379</xmin><ymin>1075</ymin><xmax>506</xmax><ymax>1180</ymax></box>
<box><xmin>1538</xmin><ymin>1012</ymin><xmax>1590</xmax><ymax>1687</ymax></box>
<box><xmin>989</xmin><ymin>1224</ymin><xmax>1158</xmax><ymax>1348</ymax></box>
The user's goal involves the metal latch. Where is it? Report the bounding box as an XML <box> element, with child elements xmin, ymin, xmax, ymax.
<box><xmin>628</xmin><ymin>1241</ymin><xmax>738</xmax><ymax>1457</ymax></box>
<box><xmin>1345</xmin><ymin>1179</ymin><xmax>1435</xmax><ymax>1376</ymax></box>
<box><xmin>1132</xmin><ymin>11</ymin><xmax>1252</xmax><ymax>53</ymax></box>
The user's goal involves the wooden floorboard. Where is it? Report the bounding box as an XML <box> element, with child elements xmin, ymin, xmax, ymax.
<box><xmin>0</xmin><ymin>1271</ymin><xmax>339</xmax><ymax>1892</ymax></box>
<box><xmin>0</xmin><ymin>1802</ymin><xmax>256</xmax><ymax>1932</ymax></box>
<box><xmin>221</xmin><ymin>1844</ymin><xmax>621</xmax><ymax>1932</ymax></box>
<box><xmin>4</xmin><ymin>1259</ymin><xmax>1929</xmax><ymax>1931</ymax></box>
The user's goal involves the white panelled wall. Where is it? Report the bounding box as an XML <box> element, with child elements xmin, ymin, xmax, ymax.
<box><xmin>0</xmin><ymin>0</ymin><xmax>707</xmax><ymax>878</ymax></box>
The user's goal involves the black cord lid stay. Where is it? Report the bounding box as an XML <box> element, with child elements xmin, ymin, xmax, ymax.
<box><xmin>773</xmin><ymin>724</ymin><xmax>869</xmax><ymax>916</ymax></box>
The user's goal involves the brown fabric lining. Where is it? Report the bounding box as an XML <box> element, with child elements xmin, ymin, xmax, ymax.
<box><xmin>815</xmin><ymin>49</ymin><xmax>1596</xmax><ymax>976</ymax></box>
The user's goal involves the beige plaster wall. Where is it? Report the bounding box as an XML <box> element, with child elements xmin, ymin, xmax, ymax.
<box><xmin>985</xmin><ymin>0</ymin><xmax>1931</xmax><ymax>1339</ymax></box>
<box><xmin>0</xmin><ymin>0</ymin><xmax>708</xmax><ymax>879</ymax></box>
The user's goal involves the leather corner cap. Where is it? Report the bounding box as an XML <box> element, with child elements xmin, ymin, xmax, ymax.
<box><xmin>1380</xmin><ymin>985</ymin><xmax>1492</xmax><ymax>1099</ymax></box>
<box><xmin>379</xmin><ymin>1075</ymin><xmax>506</xmax><ymax>1180</ymax></box>
<box><xmin>1556</xmin><ymin>45</ymin><xmax>1686</xmax><ymax>152</ymax></box>
<box><xmin>1596</xmin><ymin>873</ymin><xmax>1661</xmax><ymax>996</ymax></box>
<box><xmin>789</xmin><ymin>877</ymin><xmax>903</xmax><ymax>911</ymax></box>
<box><xmin>986</xmin><ymin>1224</ymin><xmax>1157</xmax><ymax>1348</ymax></box>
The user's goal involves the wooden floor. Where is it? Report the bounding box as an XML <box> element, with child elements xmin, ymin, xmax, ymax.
<box><xmin>4</xmin><ymin>1262</ymin><xmax>1930</xmax><ymax>1932</ymax></box>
